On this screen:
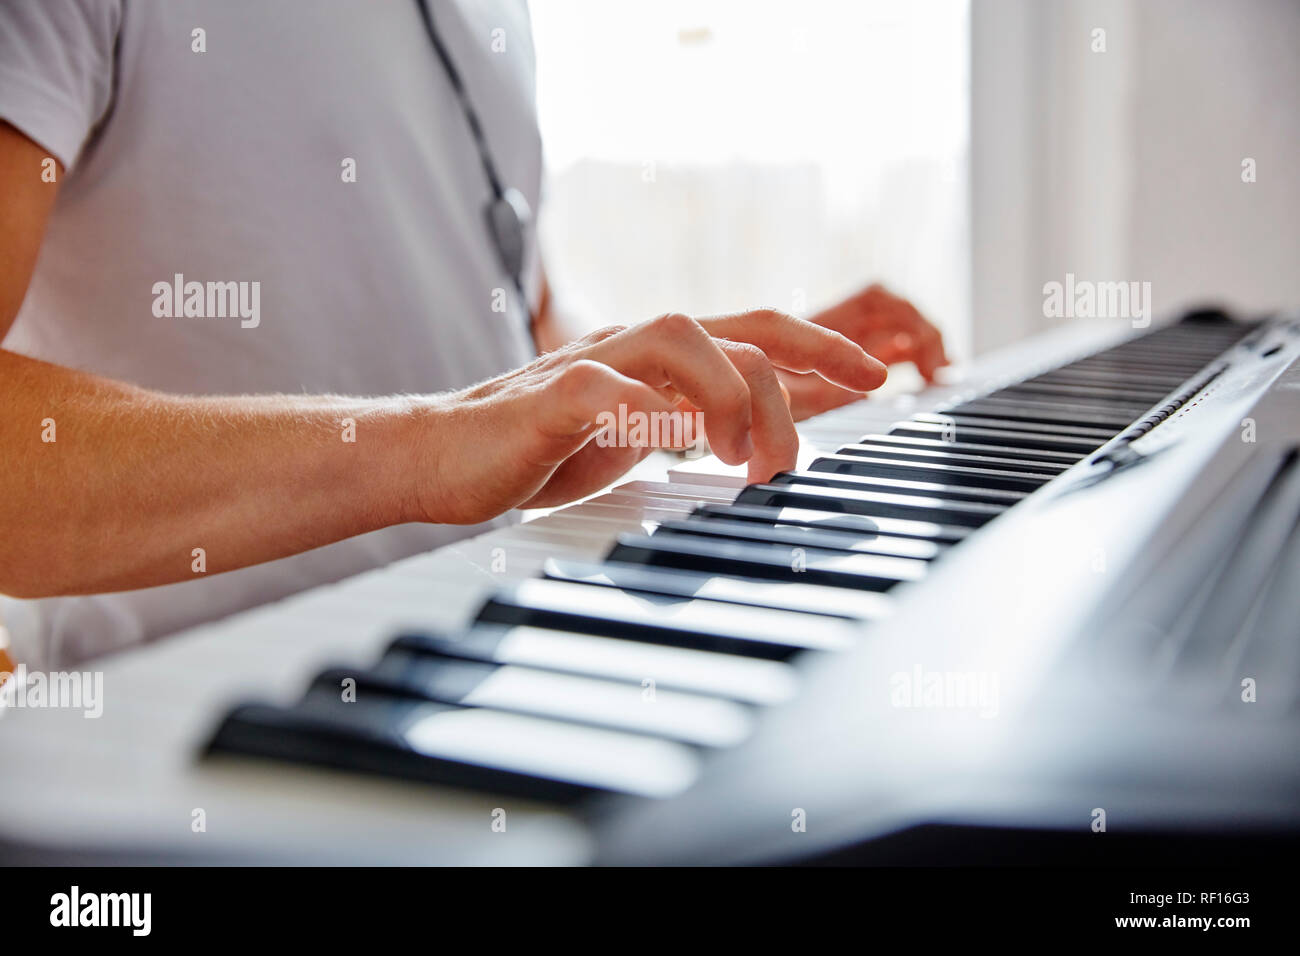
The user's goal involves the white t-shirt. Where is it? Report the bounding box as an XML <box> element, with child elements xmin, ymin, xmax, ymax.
<box><xmin>0</xmin><ymin>0</ymin><xmax>543</xmax><ymax>667</ymax></box>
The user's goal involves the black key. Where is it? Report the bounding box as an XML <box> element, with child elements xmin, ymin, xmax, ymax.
<box><xmin>1039</xmin><ymin>356</ymin><xmax>1198</xmax><ymax>374</ymax></box>
<box><xmin>477</xmin><ymin>578</ymin><xmax>858</xmax><ymax>660</ymax></box>
<box><xmin>328</xmin><ymin>652</ymin><xmax>753</xmax><ymax>748</ymax></box>
<box><xmin>947</xmin><ymin>398</ymin><xmax>1138</xmax><ymax>430</ymax></box>
<box><xmin>1100</xmin><ymin>344</ymin><xmax>1224</xmax><ymax>361</ymax></box>
<box><xmin>654</xmin><ymin>515</ymin><xmax>942</xmax><ymax>560</ymax></box>
<box><xmin>394</xmin><ymin>627</ymin><xmax>799</xmax><ymax>705</ymax></box>
<box><xmin>209</xmin><ymin>686</ymin><xmax>700</xmax><ymax>801</ymax></box>
<box><xmin>1073</xmin><ymin>343</ymin><xmax>1208</xmax><ymax>360</ymax></box>
<box><xmin>542</xmin><ymin>557</ymin><xmax>894</xmax><ymax>620</ymax></box>
<box><xmin>997</xmin><ymin>372</ymin><xmax>1179</xmax><ymax>394</ymax></box>
<box><xmin>611</xmin><ymin>531</ymin><xmax>926</xmax><ymax>591</ymax></box>
<box><xmin>909</xmin><ymin>412</ymin><xmax>1115</xmax><ymax>442</ymax></box>
<box><xmin>770</xmin><ymin>468</ymin><xmax>1027</xmax><ymax>506</ymax></box>
<box><xmin>1049</xmin><ymin>351</ymin><xmax>1199</xmax><ymax>367</ymax></box>
<box><xmin>885</xmin><ymin>421</ymin><xmax>1103</xmax><ymax>454</ymax></box>
<box><xmin>1026</xmin><ymin>369</ymin><xmax>1186</xmax><ymax>391</ymax></box>
<box><xmin>1058</xmin><ymin>359</ymin><xmax>1204</xmax><ymax>377</ymax></box>
<box><xmin>836</xmin><ymin>442</ymin><xmax>1070</xmax><ymax>476</ymax></box>
<box><xmin>1015</xmin><ymin>378</ymin><xmax>1182</xmax><ymax>400</ymax></box>
<box><xmin>695</xmin><ymin>501</ymin><xmax>971</xmax><ymax>545</ymax></box>
<box><xmin>1098</xmin><ymin>335</ymin><xmax>1217</xmax><ymax>351</ymax></box>
<box><xmin>808</xmin><ymin>453</ymin><xmax>1048</xmax><ymax>493</ymax></box>
<box><xmin>995</xmin><ymin>381</ymin><xmax>1170</xmax><ymax>404</ymax></box>
<box><xmin>736</xmin><ymin>481</ymin><xmax>1003</xmax><ymax>527</ymax></box>
<box><xmin>852</xmin><ymin>434</ymin><xmax>1084</xmax><ymax>464</ymax></box>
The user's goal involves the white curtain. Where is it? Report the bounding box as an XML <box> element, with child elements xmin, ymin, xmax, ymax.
<box><xmin>971</xmin><ymin>0</ymin><xmax>1300</xmax><ymax>353</ymax></box>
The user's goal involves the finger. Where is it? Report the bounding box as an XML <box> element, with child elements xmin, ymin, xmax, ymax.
<box><xmin>696</xmin><ymin>309</ymin><xmax>887</xmax><ymax>392</ymax></box>
<box><xmin>865</xmin><ymin>298</ymin><xmax>950</xmax><ymax>381</ymax></box>
<box><xmin>715</xmin><ymin>339</ymin><xmax>800</xmax><ymax>483</ymax></box>
<box><xmin>527</xmin><ymin>359</ymin><xmax>711</xmax><ymax>506</ymax></box>
<box><xmin>899</xmin><ymin>306</ymin><xmax>948</xmax><ymax>382</ymax></box>
<box><xmin>535</xmin><ymin>358</ymin><xmax>679</xmax><ymax>461</ymax></box>
<box><xmin>776</xmin><ymin>368</ymin><xmax>863</xmax><ymax>420</ymax></box>
<box><xmin>870</xmin><ymin>327</ymin><xmax>937</xmax><ymax>380</ymax></box>
<box><xmin>522</xmin><ymin>439</ymin><xmax>652</xmax><ymax>508</ymax></box>
<box><xmin>582</xmin><ymin>313</ymin><xmax>756</xmax><ymax>464</ymax></box>
<box><xmin>859</xmin><ymin>329</ymin><xmax>917</xmax><ymax>367</ymax></box>
<box><xmin>917</xmin><ymin>334</ymin><xmax>945</xmax><ymax>382</ymax></box>
<box><xmin>858</xmin><ymin>316</ymin><xmax>946</xmax><ymax>382</ymax></box>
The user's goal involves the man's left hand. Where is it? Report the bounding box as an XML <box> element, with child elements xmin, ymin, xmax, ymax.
<box><xmin>777</xmin><ymin>283</ymin><xmax>950</xmax><ymax>420</ymax></box>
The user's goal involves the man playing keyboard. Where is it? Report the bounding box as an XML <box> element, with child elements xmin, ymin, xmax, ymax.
<box><xmin>0</xmin><ymin>0</ymin><xmax>946</xmax><ymax>670</ymax></box>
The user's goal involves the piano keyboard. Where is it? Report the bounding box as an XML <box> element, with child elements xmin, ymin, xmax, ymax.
<box><xmin>206</xmin><ymin>314</ymin><xmax>1260</xmax><ymax>803</ymax></box>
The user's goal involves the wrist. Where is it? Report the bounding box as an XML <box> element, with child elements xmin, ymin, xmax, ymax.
<box><xmin>384</xmin><ymin>394</ymin><xmax>452</xmax><ymax>525</ymax></box>
<box><xmin>331</xmin><ymin>395</ymin><xmax>443</xmax><ymax>528</ymax></box>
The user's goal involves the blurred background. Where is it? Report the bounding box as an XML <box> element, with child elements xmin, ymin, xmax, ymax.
<box><xmin>531</xmin><ymin>0</ymin><xmax>1299</xmax><ymax>365</ymax></box>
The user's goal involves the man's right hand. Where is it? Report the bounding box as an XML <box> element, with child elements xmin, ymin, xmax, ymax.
<box><xmin>0</xmin><ymin>120</ymin><xmax>887</xmax><ymax>597</ymax></box>
<box><xmin>416</xmin><ymin>309</ymin><xmax>887</xmax><ymax>524</ymax></box>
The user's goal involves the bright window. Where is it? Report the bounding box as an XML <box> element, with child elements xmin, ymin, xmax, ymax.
<box><xmin>532</xmin><ymin>0</ymin><xmax>971</xmax><ymax>360</ymax></box>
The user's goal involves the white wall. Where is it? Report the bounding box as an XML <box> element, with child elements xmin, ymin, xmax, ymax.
<box><xmin>972</xmin><ymin>0</ymin><xmax>1299</xmax><ymax>354</ymax></box>
<box><xmin>1129</xmin><ymin>0</ymin><xmax>1299</xmax><ymax>319</ymax></box>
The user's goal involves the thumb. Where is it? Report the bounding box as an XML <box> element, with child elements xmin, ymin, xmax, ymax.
<box><xmin>536</xmin><ymin>359</ymin><xmax>681</xmax><ymax>461</ymax></box>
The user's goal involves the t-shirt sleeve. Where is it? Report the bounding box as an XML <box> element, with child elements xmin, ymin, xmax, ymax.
<box><xmin>0</xmin><ymin>0</ymin><xmax>122</xmax><ymax>171</ymax></box>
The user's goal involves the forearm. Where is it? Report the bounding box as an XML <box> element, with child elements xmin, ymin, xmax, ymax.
<box><xmin>0</xmin><ymin>349</ymin><xmax>426</xmax><ymax>598</ymax></box>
